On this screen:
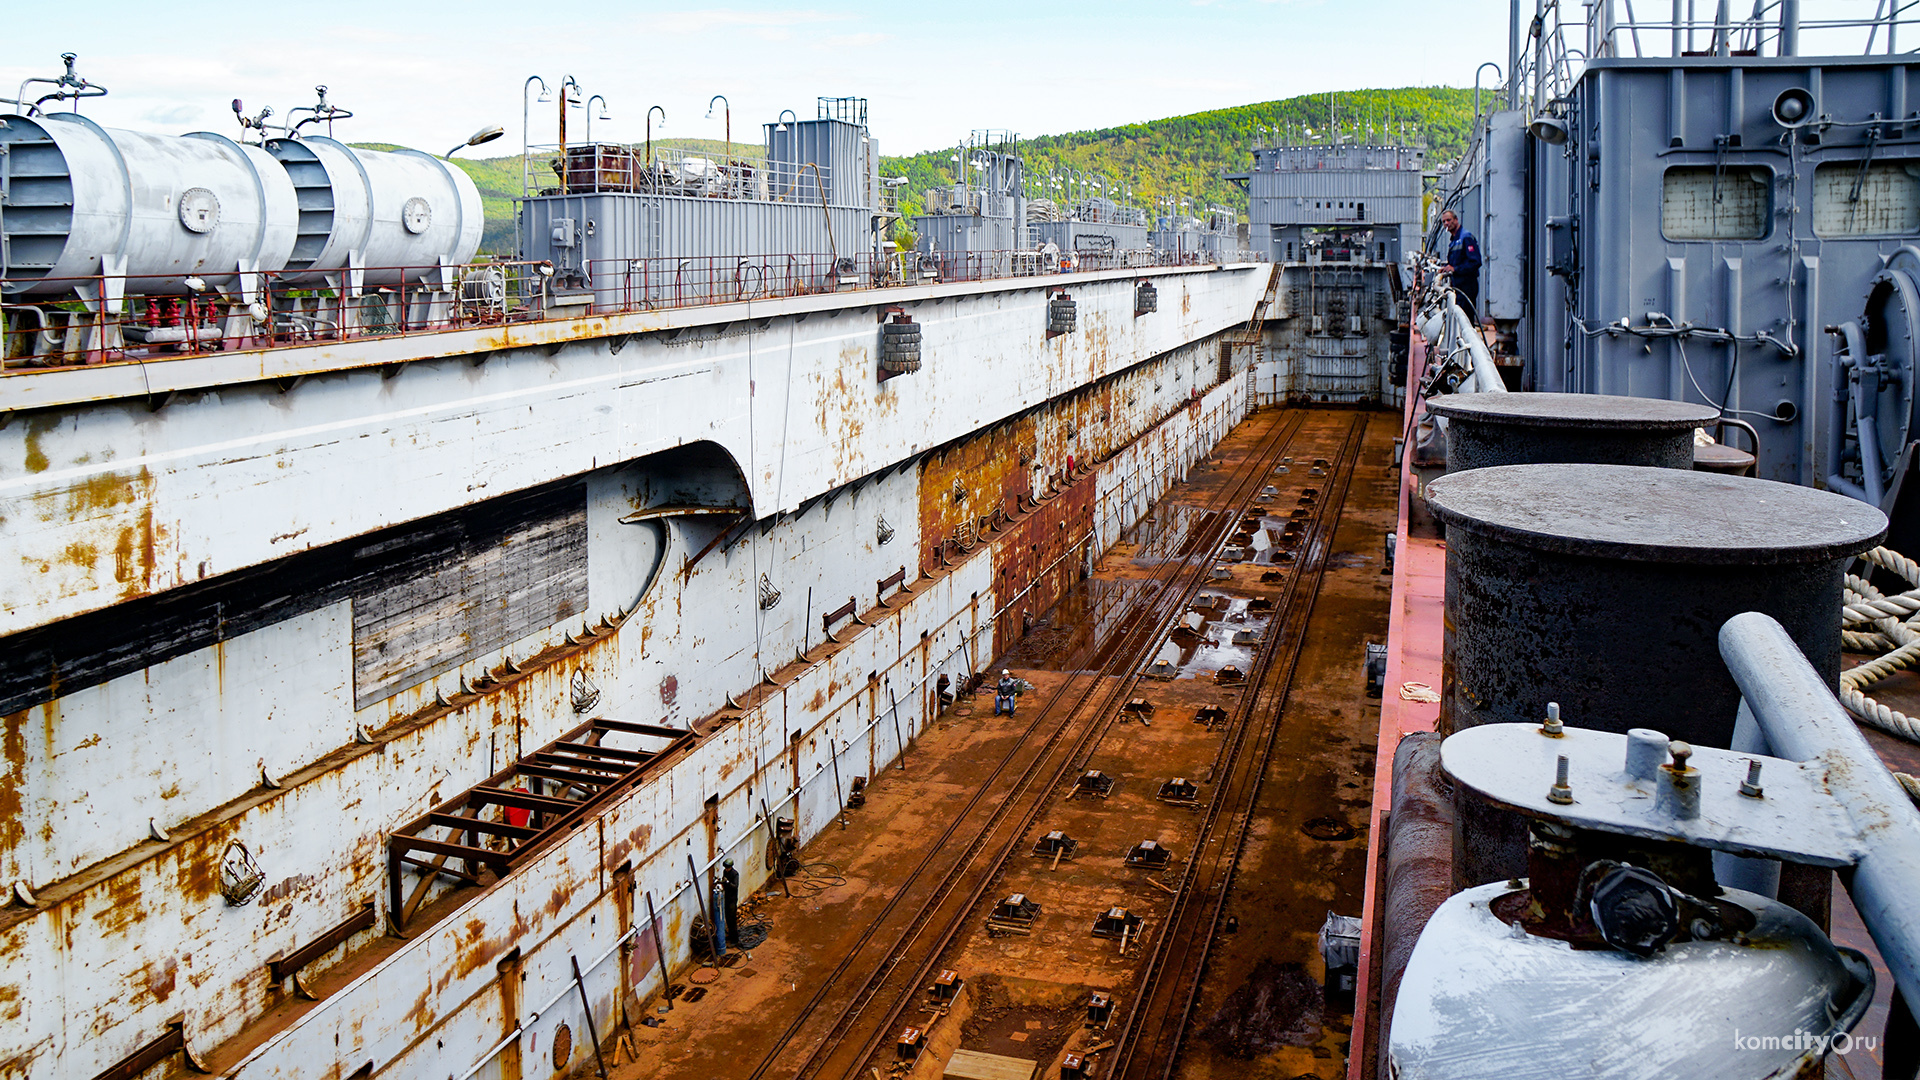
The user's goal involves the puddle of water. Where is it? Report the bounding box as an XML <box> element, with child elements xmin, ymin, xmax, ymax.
<box><xmin>1151</xmin><ymin>590</ymin><xmax>1270</xmax><ymax>678</ymax></box>
<box><xmin>1122</xmin><ymin>503</ymin><xmax>1208</xmax><ymax>561</ymax></box>
<box><xmin>1014</xmin><ymin>578</ymin><xmax>1150</xmax><ymax>671</ymax></box>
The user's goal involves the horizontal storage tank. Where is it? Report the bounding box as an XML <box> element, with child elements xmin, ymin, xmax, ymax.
<box><xmin>264</xmin><ymin>137</ymin><xmax>482</xmax><ymax>285</ymax></box>
<box><xmin>0</xmin><ymin>112</ymin><xmax>297</xmax><ymax>296</ymax></box>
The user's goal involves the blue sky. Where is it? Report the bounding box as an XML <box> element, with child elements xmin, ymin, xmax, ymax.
<box><xmin>2</xmin><ymin>1</ymin><xmax>1512</xmax><ymax>157</ymax></box>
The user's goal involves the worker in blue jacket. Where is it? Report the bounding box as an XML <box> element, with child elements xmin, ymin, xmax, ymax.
<box><xmin>1440</xmin><ymin>210</ymin><xmax>1482</xmax><ymax>324</ymax></box>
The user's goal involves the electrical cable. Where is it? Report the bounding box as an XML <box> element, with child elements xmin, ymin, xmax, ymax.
<box><xmin>1673</xmin><ymin>335</ymin><xmax>1779</xmax><ymax>421</ymax></box>
<box><xmin>783</xmin><ymin>860</ymin><xmax>848</xmax><ymax>899</ymax></box>
<box><xmin>732</xmin><ymin>915</ymin><xmax>772</xmax><ymax>950</ymax></box>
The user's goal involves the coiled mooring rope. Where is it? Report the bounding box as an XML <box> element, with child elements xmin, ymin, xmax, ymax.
<box><xmin>1840</xmin><ymin>547</ymin><xmax>1920</xmax><ymax>804</ymax></box>
<box><xmin>1841</xmin><ymin>547</ymin><xmax>1920</xmax><ymax>743</ymax></box>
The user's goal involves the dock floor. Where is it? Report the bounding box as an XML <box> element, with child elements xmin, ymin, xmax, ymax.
<box><xmin>614</xmin><ymin>406</ymin><xmax>1399</xmax><ymax>1080</ymax></box>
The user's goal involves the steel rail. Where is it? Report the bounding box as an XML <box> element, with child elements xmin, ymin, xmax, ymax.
<box><xmin>805</xmin><ymin>409</ymin><xmax>1346</xmax><ymax>1080</ymax></box>
<box><xmin>744</xmin><ymin>405</ymin><xmax>1305</xmax><ymax>1076</ymax></box>
<box><xmin>1107</xmin><ymin>412</ymin><xmax>1370</xmax><ymax>1080</ymax></box>
<box><xmin>743</xmin><ymin>406</ymin><xmax>1310</xmax><ymax>1080</ymax></box>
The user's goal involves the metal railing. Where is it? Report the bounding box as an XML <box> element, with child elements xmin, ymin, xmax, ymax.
<box><xmin>1718</xmin><ymin>611</ymin><xmax>1920</xmax><ymax>1016</ymax></box>
<box><xmin>1</xmin><ymin>259</ymin><xmax>548</xmax><ymax>370</ymax></box>
<box><xmin>1519</xmin><ymin>0</ymin><xmax>1920</xmax><ymax>110</ymax></box>
<box><xmin>0</xmin><ymin>246</ymin><xmax>1239</xmax><ymax>372</ymax></box>
<box><xmin>526</xmin><ymin>142</ymin><xmax>837</xmax><ymax>203</ymax></box>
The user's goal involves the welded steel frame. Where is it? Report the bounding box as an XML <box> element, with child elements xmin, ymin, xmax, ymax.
<box><xmin>386</xmin><ymin>716</ymin><xmax>690</xmax><ymax>932</ymax></box>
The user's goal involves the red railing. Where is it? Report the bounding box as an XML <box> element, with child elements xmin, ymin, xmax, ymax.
<box><xmin>1</xmin><ymin>246</ymin><xmax>1243</xmax><ymax>371</ymax></box>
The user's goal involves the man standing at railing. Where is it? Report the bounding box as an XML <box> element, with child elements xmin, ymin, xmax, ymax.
<box><xmin>1439</xmin><ymin>210</ymin><xmax>1482</xmax><ymax>325</ymax></box>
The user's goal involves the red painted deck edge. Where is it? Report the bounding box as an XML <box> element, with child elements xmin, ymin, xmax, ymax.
<box><xmin>1347</xmin><ymin>332</ymin><xmax>1445</xmax><ymax>1080</ymax></box>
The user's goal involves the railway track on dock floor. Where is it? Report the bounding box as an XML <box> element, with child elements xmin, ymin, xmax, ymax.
<box><xmin>809</xmin><ymin>412</ymin><xmax>1367</xmax><ymax>1080</ymax></box>
<box><xmin>827</xmin><ymin>410</ymin><xmax>1368</xmax><ymax>1080</ymax></box>
<box><xmin>742</xmin><ymin>408</ymin><xmax>1329</xmax><ymax>1080</ymax></box>
<box><xmin>1106</xmin><ymin>411</ymin><xmax>1369</xmax><ymax>1080</ymax></box>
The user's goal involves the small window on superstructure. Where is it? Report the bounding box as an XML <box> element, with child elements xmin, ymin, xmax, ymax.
<box><xmin>1812</xmin><ymin>161</ymin><xmax>1920</xmax><ymax>237</ymax></box>
<box><xmin>1660</xmin><ymin>165</ymin><xmax>1770</xmax><ymax>240</ymax></box>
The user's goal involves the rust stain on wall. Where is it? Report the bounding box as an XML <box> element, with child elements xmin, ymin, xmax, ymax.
<box><xmin>141</xmin><ymin>956</ymin><xmax>179</xmax><ymax>1005</ymax></box>
<box><xmin>989</xmin><ymin>480</ymin><xmax>1096</xmax><ymax>655</ymax></box>
<box><xmin>257</xmin><ymin>874</ymin><xmax>316</xmax><ymax>907</ymax></box>
<box><xmin>176</xmin><ymin>820</ymin><xmax>241</xmax><ymax>906</ymax></box>
<box><xmin>40</xmin><ymin>465</ymin><xmax>159</xmax><ymax>604</ymax></box>
<box><xmin>22</xmin><ymin>414</ymin><xmax>59</xmax><ymax>474</ymax></box>
<box><xmin>917</xmin><ymin>417</ymin><xmax>1030</xmax><ymax>555</ymax></box>
<box><xmin>0</xmin><ymin>710</ymin><xmax>23</xmax><ymax>860</ymax></box>
<box><xmin>451</xmin><ymin>916</ymin><xmax>499</xmax><ymax>982</ymax></box>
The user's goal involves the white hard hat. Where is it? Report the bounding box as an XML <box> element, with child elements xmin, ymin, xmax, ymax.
<box><xmin>1002</xmin><ymin>669</ymin><xmax>1011</xmax><ymax>677</ymax></box>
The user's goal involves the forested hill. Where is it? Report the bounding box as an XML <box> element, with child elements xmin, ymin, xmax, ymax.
<box><xmin>880</xmin><ymin>87</ymin><xmax>1478</xmax><ymax>230</ymax></box>
<box><xmin>442</xmin><ymin>88</ymin><xmax>1477</xmax><ymax>255</ymax></box>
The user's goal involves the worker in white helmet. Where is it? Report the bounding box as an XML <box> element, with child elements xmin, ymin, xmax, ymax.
<box><xmin>995</xmin><ymin>668</ymin><xmax>1021</xmax><ymax>716</ymax></box>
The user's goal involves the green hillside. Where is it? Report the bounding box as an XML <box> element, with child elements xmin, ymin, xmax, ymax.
<box><xmin>428</xmin><ymin>88</ymin><xmax>1478</xmax><ymax>257</ymax></box>
<box><xmin>882</xmin><ymin>87</ymin><xmax>1477</xmax><ymax>244</ymax></box>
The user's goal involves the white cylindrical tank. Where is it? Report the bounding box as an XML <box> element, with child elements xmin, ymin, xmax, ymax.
<box><xmin>264</xmin><ymin>136</ymin><xmax>482</xmax><ymax>285</ymax></box>
<box><xmin>0</xmin><ymin>112</ymin><xmax>297</xmax><ymax>296</ymax></box>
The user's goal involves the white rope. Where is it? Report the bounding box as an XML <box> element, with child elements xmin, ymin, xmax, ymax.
<box><xmin>1902</xmin><ymin>771</ymin><xmax>1920</xmax><ymax>807</ymax></box>
<box><xmin>1840</xmin><ymin>546</ymin><xmax>1920</xmax><ymax>742</ymax></box>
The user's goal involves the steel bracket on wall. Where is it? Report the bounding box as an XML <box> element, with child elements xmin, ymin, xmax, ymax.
<box><xmin>93</xmin><ymin>1018</ymin><xmax>210</xmax><ymax>1080</ymax></box>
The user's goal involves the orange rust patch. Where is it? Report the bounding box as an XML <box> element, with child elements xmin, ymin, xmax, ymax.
<box><xmin>96</xmin><ymin>862</ymin><xmax>151</xmax><ymax>935</ymax></box>
<box><xmin>0</xmin><ymin>711</ymin><xmax>23</xmax><ymax>858</ymax></box>
<box><xmin>627</xmin><ymin>823</ymin><xmax>653</xmax><ymax>852</ymax></box>
<box><xmin>257</xmin><ymin>873</ymin><xmax>316</xmax><ymax>907</ymax></box>
<box><xmin>176</xmin><ymin>820</ymin><xmax>240</xmax><ymax>906</ymax></box>
<box><xmin>917</xmin><ymin>416</ymin><xmax>1034</xmax><ymax>555</ymax></box>
<box><xmin>822</xmin><ymin>343</ymin><xmax>872</xmax><ymax>483</ymax></box>
<box><xmin>142</xmin><ymin>956</ymin><xmax>179</xmax><ymax>1004</ymax></box>
<box><xmin>46</xmin><ymin>466</ymin><xmax>157</xmax><ymax>602</ymax></box>
<box><xmin>451</xmin><ymin>916</ymin><xmax>499</xmax><ymax>981</ymax></box>
<box><xmin>22</xmin><ymin>414</ymin><xmax>58</xmax><ymax>474</ymax></box>
<box><xmin>988</xmin><ymin>480</ymin><xmax>1097</xmax><ymax>655</ymax></box>
<box><xmin>61</xmin><ymin>540</ymin><xmax>99</xmax><ymax>570</ymax></box>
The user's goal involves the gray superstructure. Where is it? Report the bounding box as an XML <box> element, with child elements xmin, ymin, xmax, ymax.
<box><xmin>1232</xmin><ymin>139</ymin><xmax>1419</xmax><ymax>405</ymax></box>
<box><xmin>1027</xmin><ymin>195</ymin><xmax>1153</xmax><ymax>265</ymax></box>
<box><xmin>911</xmin><ymin>130</ymin><xmax>1026</xmax><ymax>276</ymax></box>
<box><xmin>1440</xmin><ymin>3</ymin><xmax>1920</xmax><ymax>491</ymax></box>
<box><xmin>1236</xmin><ymin>142</ymin><xmax>1423</xmax><ymax>265</ymax></box>
<box><xmin>518</xmin><ymin>96</ymin><xmax>883</xmax><ymax>307</ymax></box>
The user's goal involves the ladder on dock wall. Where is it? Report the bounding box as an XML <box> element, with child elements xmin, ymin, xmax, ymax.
<box><xmin>1223</xmin><ymin>263</ymin><xmax>1281</xmax><ymax>382</ymax></box>
<box><xmin>384</xmin><ymin>717</ymin><xmax>694</xmax><ymax>933</ymax></box>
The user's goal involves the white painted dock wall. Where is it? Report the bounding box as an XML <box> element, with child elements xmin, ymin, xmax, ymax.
<box><xmin>0</xmin><ymin>266</ymin><xmax>1266</xmax><ymax>638</ymax></box>
<box><xmin>221</xmin><ymin>366</ymin><xmax>1250</xmax><ymax>1080</ymax></box>
<box><xmin>0</xmin><ymin>347</ymin><xmax>1247</xmax><ymax>1078</ymax></box>
<box><xmin>0</xmin><ymin>271</ymin><xmax>1258</xmax><ymax>1076</ymax></box>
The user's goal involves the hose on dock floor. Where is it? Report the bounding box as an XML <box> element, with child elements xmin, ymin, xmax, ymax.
<box><xmin>1840</xmin><ymin>546</ymin><xmax>1920</xmax><ymax>803</ymax></box>
<box><xmin>784</xmin><ymin>860</ymin><xmax>847</xmax><ymax>898</ymax></box>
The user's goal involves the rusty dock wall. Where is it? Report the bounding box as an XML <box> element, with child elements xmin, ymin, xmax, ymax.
<box><xmin>0</xmin><ymin>265</ymin><xmax>1262</xmax><ymax>1077</ymax></box>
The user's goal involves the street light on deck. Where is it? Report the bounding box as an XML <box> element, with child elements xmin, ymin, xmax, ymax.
<box><xmin>586</xmin><ymin>95</ymin><xmax>609</xmax><ymax>147</ymax></box>
<box><xmin>521</xmin><ymin>75</ymin><xmax>551</xmax><ymax>198</ymax></box>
